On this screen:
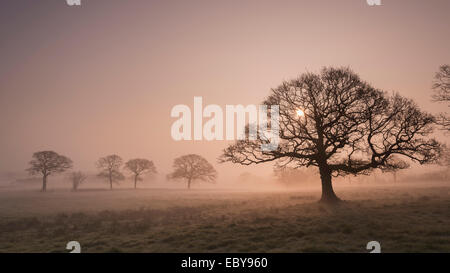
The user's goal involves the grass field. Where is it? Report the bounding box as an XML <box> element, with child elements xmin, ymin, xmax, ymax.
<box><xmin>0</xmin><ymin>183</ymin><xmax>449</xmax><ymax>253</ymax></box>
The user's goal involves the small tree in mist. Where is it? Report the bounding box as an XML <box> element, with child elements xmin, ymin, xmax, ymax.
<box><xmin>274</xmin><ymin>166</ymin><xmax>318</xmax><ymax>187</ymax></box>
<box><xmin>124</xmin><ymin>158</ymin><xmax>157</xmax><ymax>189</ymax></box>
<box><xmin>220</xmin><ymin>67</ymin><xmax>441</xmax><ymax>203</ymax></box>
<box><xmin>69</xmin><ymin>171</ymin><xmax>87</xmax><ymax>191</ymax></box>
<box><xmin>438</xmin><ymin>147</ymin><xmax>450</xmax><ymax>167</ymax></box>
<box><xmin>167</xmin><ymin>154</ymin><xmax>217</xmax><ymax>189</ymax></box>
<box><xmin>26</xmin><ymin>151</ymin><xmax>73</xmax><ymax>192</ymax></box>
<box><xmin>437</xmin><ymin>147</ymin><xmax>450</xmax><ymax>180</ymax></box>
<box><xmin>96</xmin><ymin>154</ymin><xmax>124</xmax><ymax>190</ymax></box>
<box><xmin>380</xmin><ymin>156</ymin><xmax>410</xmax><ymax>183</ymax></box>
<box><xmin>432</xmin><ymin>64</ymin><xmax>450</xmax><ymax>131</ymax></box>
<box><xmin>238</xmin><ymin>172</ymin><xmax>252</xmax><ymax>183</ymax></box>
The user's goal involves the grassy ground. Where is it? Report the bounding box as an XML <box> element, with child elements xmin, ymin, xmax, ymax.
<box><xmin>0</xmin><ymin>183</ymin><xmax>449</xmax><ymax>253</ymax></box>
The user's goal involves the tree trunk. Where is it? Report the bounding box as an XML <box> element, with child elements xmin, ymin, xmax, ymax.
<box><xmin>393</xmin><ymin>172</ymin><xmax>397</xmax><ymax>183</ymax></box>
<box><xmin>42</xmin><ymin>175</ymin><xmax>47</xmax><ymax>192</ymax></box>
<box><xmin>109</xmin><ymin>173</ymin><xmax>113</xmax><ymax>190</ymax></box>
<box><xmin>187</xmin><ymin>178</ymin><xmax>191</xmax><ymax>190</ymax></box>
<box><xmin>318</xmin><ymin>164</ymin><xmax>340</xmax><ymax>203</ymax></box>
<box><xmin>134</xmin><ymin>175</ymin><xmax>138</xmax><ymax>189</ymax></box>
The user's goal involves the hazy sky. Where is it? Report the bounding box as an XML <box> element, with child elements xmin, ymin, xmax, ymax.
<box><xmin>0</xmin><ymin>0</ymin><xmax>449</xmax><ymax>181</ymax></box>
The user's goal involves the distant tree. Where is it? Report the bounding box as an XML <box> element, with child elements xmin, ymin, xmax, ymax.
<box><xmin>220</xmin><ymin>67</ymin><xmax>441</xmax><ymax>203</ymax></box>
<box><xmin>167</xmin><ymin>154</ymin><xmax>217</xmax><ymax>189</ymax></box>
<box><xmin>238</xmin><ymin>172</ymin><xmax>252</xmax><ymax>183</ymax></box>
<box><xmin>380</xmin><ymin>156</ymin><xmax>410</xmax><ymax>183</ymax></box>
<box><xmin>437</xmin><ymin>147</ymin><xmax>450</xmax><ymax>168</ymax></box>
<box><xmin>124</xmin><ymin>158</ymin><xmax>157</xmax><ymax>189</ymax></box>
<box><xmin>69</xmin><ymin>171</ymin><xmax>87</xmax><ymax>191</ymax></box>
<box><xmin>432</xmin><ymin>65</ymin><xmax>450</xmax><ymax>131</ymax></box>
<box><xmin>274</xmin><ymin>166</ymin><xmax>318</xmax><ymax>186</ymax></box>
<box><xmin>26</xmin><ymin>151</ymin><xmax>73</xmax><ymax>192</ymax></box>
<box><xmin>96</xmin><ymin>154</ymin><xmax>124</xmax><ymax>190</ymax></box>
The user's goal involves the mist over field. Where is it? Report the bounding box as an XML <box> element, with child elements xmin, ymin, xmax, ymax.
<box><xmin>0</xmin><ymin>179</ymin><xmax>449</xmax><ymax>253</ymax></box>
<box><xmin>0</xmin><ymin>0</ymin><xmax>449</xmax><ymax>253</ymax></box>
<box><xmin>0</xmin><ymin>165</ymin><xmax>449</xmax><ymax>252</ymax></box>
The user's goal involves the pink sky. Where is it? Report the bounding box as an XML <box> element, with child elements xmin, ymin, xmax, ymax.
<box><xmin>0</xmin><ymin>0</ymin><xmax>449</xmax><ymax>182</ymax></box>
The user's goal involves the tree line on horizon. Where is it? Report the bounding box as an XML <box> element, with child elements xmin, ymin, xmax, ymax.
<box><xmin>26</xmin><ymin>152</ymin><xmax>217</xmax><ymax>192</ymax></box>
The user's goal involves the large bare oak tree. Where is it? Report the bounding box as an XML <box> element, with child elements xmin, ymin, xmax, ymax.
<box><xmin>26</xmin><ymin>151</ymin><xmax>73</xmax><ymax>192</ymax></box>
<box><xmin>168</xmin><ymin>154</ymin><xmax>217</xmax><ymax>189</ymax></box>
<box><xmin>220</xmin><ymin>67</ymin><xmax>441</xmax><ymax>203</ymax></box>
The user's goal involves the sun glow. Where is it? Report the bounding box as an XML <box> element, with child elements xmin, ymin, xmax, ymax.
<box><xmin>296</xmin><ymin>109</ymin><xmax>305</xmax><ymax>117</ymax></box>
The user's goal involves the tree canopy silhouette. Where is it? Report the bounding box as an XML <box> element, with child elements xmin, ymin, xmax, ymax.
<box><xmin>26</xmin><ymin>151</ymin><xmax>73</xmax><ymax>192</ymax></box>
<box><xmin>220</xmin><ymin>67</ymin><xmax>441</xmax><ymax>203</ymax></box>
<box><xmin>96</xmin><ymin>154</ymin><xmax>125</xmax><ymax>190</ymax></box>
<box><xmin>168</xmin><ymin>154</ymin><xmax>217</xmax><ymax>189</ymax></box>
<box><xmin>124</xmin><ymin>158</ymin><xmax>157</xmax><ymax>189</ymax></box>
